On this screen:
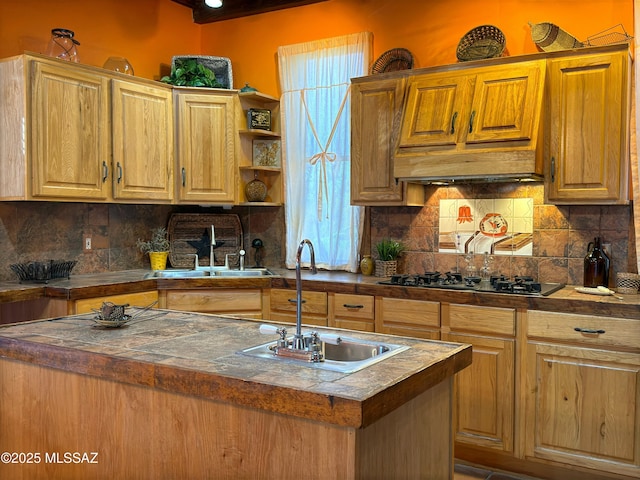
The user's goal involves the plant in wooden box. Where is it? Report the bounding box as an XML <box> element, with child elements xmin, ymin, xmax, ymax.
<box><xmin>137</xmin><ymin>227</ymin><xmax>171</xmax><ymax>270</ymax></box>
<box><xmin>375</xmin><ymin>239</ymin><xmax>406</xmax><ymax>277</ymax></box>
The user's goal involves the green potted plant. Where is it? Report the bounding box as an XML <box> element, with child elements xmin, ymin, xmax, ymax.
<box><xmin>137</xmin><ymin>227</ymin><xmax>171</xmax><ymax>270</ymax></box>
<box><xmin>374</xmin><ymin>239</ymin><xmax>406</xmax><ymax>277</ymax></box>
<box><xmin>161</xmin><ymin>58</ymin><xmax>223</xmax><ymax>88</ymax></box>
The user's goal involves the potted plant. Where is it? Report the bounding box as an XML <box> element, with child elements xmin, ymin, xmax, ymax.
<box><xmin>160</xmin><ymin>58</ymin><xmax>223</xmax><ymax>88</ymax></box>
<box><xmin>374</xmin><ymin>239</ymin><xmax>406</xmax><ymax>277</ymax></box>
<box><xmin>137</xmin><ymin>227</ymin><xmax>171</xmax><ymax>270</ymax></box>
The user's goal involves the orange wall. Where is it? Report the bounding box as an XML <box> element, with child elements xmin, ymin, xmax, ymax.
<box><xmin>200</xmin><ymin>0</ymin><xmax>634</xmax><ymax>96</ymax></box>
<box><xmin>0</xmin><ymin>0</ymin><xmax>200</xmax><ymax>80</ymax></box>
<box><xmin>0</xmin><ymin>0</ymin><xmax>633</xmax><ymax>93</ymax></box>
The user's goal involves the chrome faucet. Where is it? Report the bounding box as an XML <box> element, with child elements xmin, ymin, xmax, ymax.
<box><xmin>209</xmin><ymin>225</ymin><xmax>216</xmax><ymax>268</ymax></box>
<box><xmin>293</xmin><ymin>239</ymin><xmax>317</xmax><ymax>349</ymax></box>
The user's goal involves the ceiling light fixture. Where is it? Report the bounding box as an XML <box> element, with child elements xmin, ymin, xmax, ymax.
<box><xmin>205</xmin><ymin>0</ymin><xmax>223</xmax><ymax>7</ymax></box>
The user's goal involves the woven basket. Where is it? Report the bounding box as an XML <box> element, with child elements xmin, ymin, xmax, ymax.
<box><xmin>529</xmin><ymin>22</ymin><xmax>583</xmax><ymax>52</ymax></box>
<box><xmin>616</xmin><ymin>272</ymin><xmax>640</xmax><ymax>294</ymax></box>
<box><xmin>456</xmin><ymin>25</ymin><xmax>506</xmax><ymax>62</ymax></box>
<box><xmin>371</xmin><ymin>48</ymin><xmax>414</xmax><ymax>74</ymax></box>
<box><xmin>375</xmin><ymin>260</ymin><xmax>397</xmax><ymax>278</ymax></box>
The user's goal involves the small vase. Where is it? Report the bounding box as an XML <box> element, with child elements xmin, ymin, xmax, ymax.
<box><xmin>245</xmin><ymin>172</ymin><xmax>268</xmax><ymax>202</ymax></box>
<box><xmin>103</xmin><ymin>56</ymin><xmax>134</xmax><ymax>75</ymax></box>
<box><xmin>360</xmin><ymin>255</ymin><xmax>374</xmax><ymax>275</ymax></box>
<box><xmin>149</xmin><ymin>251</ymin><xmax>169</xmax><ymax>271</ymax></box>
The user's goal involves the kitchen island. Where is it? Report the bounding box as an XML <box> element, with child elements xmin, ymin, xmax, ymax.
<box><xmin>0</xmin><ymin>309</ymin><xmax>471</xmax><ymax>480</ymax></box>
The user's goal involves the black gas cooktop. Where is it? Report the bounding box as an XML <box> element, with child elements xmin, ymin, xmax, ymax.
<box><xmin>378</xmin><ymin>272</ymin><xmax>564</xmax><ymax>296</ymax></box>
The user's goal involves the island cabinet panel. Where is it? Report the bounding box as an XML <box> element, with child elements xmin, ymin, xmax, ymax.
<box><xmin>374</xmin><ymin>297</ymin><xmax>440</xmax><ymax>339</ymax></box>
<box><xmin>525</xmin><ymin>310</ymin><xmax>640</xmax><ymax>478</ymax></box>
<box><xmin>161</xmin><ymin>289</ymin><xmax>262</xmax><ymax>318</ymax></box>
<box><xmin>268</xmin><ymin>288</ymin><xmax>327</xmax><ymax>326</ymax></box>
<box><xmin>174</xmin><ymin>90</ymin><xmax>237</xmax><ymax>204</ymax></box>
<box><xmin>70</xmin><ymin>290</ymin><xmax>159</xmax><ymax>315</ymax></box>
<box><xmin>545</xmin><ymin>49</ymin><xmax>630</xmax><ymax>205</ymax></box>
<box><xmin>350</xmin><ymin>77</ymin><xmax>424</xmax><ymax>206</ymax></box>
<box><xmin>442</xmin><ymin>304</ymin><xmax>516</xmax><ymax>454</ymax></box>
<box><xmin>0</xmin><ymin>359</ymin><xmax>455</xmax><ymax>480</ymax></box>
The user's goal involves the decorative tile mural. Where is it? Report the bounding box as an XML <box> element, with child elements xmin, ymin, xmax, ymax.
<box><xmin>438</xmin><ymin>198</ymin><xmax>534</xmax><ymax>256</ymax></box>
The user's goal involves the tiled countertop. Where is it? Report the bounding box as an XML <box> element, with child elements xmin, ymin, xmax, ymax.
<box><xmin>1</xmin><ymin>268</ymin><xmax>639</xmax><ymax>318</ymax></box>
<box><xmin>0</xmin><ymin>310</ymin><xmax>471</xmax><ymax>428</ymax></box>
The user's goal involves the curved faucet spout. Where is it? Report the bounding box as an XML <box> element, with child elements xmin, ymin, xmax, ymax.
<box><xmin>294</xmin><ymin>239</ymin><xmax>317</xmax><ymax>348</ymax></box>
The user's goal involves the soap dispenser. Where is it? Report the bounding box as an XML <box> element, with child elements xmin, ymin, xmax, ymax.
<box><xmin>583</xmin><ymin>237</ymin><xmax>610</xmax><ymax>287</ymax></box>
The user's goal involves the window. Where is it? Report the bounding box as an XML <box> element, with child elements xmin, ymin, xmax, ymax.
<box><xmin>277</xmin><ymin>32</ymin><xmax>372</xmax><ymax>271</ymax></box>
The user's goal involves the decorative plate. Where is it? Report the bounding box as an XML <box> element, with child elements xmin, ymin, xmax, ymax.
<box><xmin>93</xmin><ymin>315</ymin><xmax>132</xmax><ymax>328</ymax></box>
<box><xmin>479</xmin><ymin>213</ymin><xmax>508</xmax><ymax>237</ymax></box>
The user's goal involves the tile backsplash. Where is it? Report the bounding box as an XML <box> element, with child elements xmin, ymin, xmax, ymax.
<box><xmin>438</xmin><ymin>198</ymin><xmax>534</xmax><ymax>256</ymax></box>
<box><xmin>370</xmin><ymin>183</ymin><xmax>636</xmax><ymax>286</ymax></box>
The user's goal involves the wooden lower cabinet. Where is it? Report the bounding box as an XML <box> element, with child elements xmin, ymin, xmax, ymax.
<box><xmin>160</xmin><ymin>289</ymin><xmax>262</xmax><ymax>319</ymax></box>
<box><xmin>442</xmin><ymin>304</ymin><xmax>516</xmax><ymax>454</ymax></box>
<box><xmin>328</xmin><ymin>293</ymin><xmax>375</xmax><ymax>332</ymax></box>
<box><xmin>267</xmin><ymin>288</ymin><xmax>327</xmax><ymax>326</ymax></box>
<box><xmin>71</xmin><ymin>290</ymin><xmax>159</xmax><ymax>315</ymax></box>
<box><xmin>374</xmin><ymin>297</ymin><xmax>440</xmax><ymax>339</ymax></box>
<box><xmin>525</xmin><ymin>310</ymin><xmax>640</xmax><ymax>478</ymax></box>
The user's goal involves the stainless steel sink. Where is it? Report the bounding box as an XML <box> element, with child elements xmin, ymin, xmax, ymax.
<box><xmin>239</xmin><ymin>337</ymin><xmax>409</xmax><ymax>374</ymax></box>
<box><xmin>145</xmin><ymin>268</ymin><xmax>277</xmax><ymax>279</ymax></box>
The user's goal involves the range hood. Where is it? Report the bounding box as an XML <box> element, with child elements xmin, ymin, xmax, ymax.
<box><xmin>393</xmin><ymin>148</ymin><xmax>545</xmax><ymax>185</ymax></box>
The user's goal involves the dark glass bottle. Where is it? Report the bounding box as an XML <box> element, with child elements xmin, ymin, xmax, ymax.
<box><xmin>583</xmin><ymin>237</ymin><xmax>610</xmax><ymax>287</ymax></box>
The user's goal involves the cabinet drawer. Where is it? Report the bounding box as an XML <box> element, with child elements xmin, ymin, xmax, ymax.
<box><xmin>73</xmin><ymin>291</ymin><xmax>158</xmax><ymax>315</ymax></box>
<box><xmin>527</xmin><ymin>310</ymin><xmax>640</xmax><ymax>350</ymax></box>
<box><xmin>269</xmin><ymin>288</ymin><xmax>327</xmax><ymax>315</ymax></box>
<box><xmin>375</xmin><ymin>297</ymin><xmax>440</xmax><ymax>339</ymax></box>
<box><xmin>330</xmin><ymin>293</ymin><xmax>374</xmax><ymax>319</ymax></box>
<box><xmin>447</xmin><ymin>304</ymin><xmax>515</xmax><ymax>337</ymax></box>
<box><xmin>165</xmin><ymin>289</ymin><xmax>262</xmax><ymax>315</ymax></box>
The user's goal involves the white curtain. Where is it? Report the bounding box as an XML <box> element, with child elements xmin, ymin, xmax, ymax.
<box><xmin>278</xmin><ymin>32</ymin><xmax>372</xmax><ymax>271</ymax></box>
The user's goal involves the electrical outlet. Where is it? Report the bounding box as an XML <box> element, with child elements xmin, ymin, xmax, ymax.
<box><xmin>84</xmin><ymin>235</ymin><xmax>92</xmax><ymax>251</ymax></box>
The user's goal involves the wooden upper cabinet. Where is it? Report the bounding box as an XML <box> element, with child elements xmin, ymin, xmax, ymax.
<box><xmin>350</xmin><ymin>77</ymin><xmax>423</xmax><ymax>206</ymax></box>
<box><xmin>31</xmin><ymin>60</ymin><xmax>111</xmax><ymax>200</ymax></box>
<box><xmin>545</xmin><ymin>49</ymin><xmax>630</xmax><ymax>204</ymax></box>
<box><xmin>394</xmin><ymin>60</ymin><xmax>545</xmax><ymax>180</ymax></box>
<box><xmin>175</xmin><ymin>90</ymin><xmax>236</xmax><ymax>204</ymax></box>
<box><xmin>398</xmin><ymin>60</ymin><xmax>545</xmax><ymax>150</ymax></box>
<box><xmin>111</xmin><ymin>80</ymin><xmax>174</xmax><ymax>202</ymax></box>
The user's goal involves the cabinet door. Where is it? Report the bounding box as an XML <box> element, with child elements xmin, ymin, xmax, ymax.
<box><xmin>31</xmin><ymin>61</ymin><xmax>110</xmax><ymax>200</ymax></box>
<box><xmin>176</xmin><ymin>92</ymin><xmax>236</xmax><ymax>204</ymax></box>
<box><xmin>350</xmin><ymin>78</ymin><xmax>423</xmax><ymax>206</ymax></box>
<box><xmin>545</xmin><ymin>50</ymin><xmax>630</xmax><ymax>204</ymax></box>
<box><xmin>398</xmin><ymin>72</ymin><xmax>470</xmax><ymax>149</ymax></box>
<box><xmin>445</xmin><ymin>332</ymin><xmax>515</xmax><ymax>453</ymax></box>
<box><xmin>525</xmin><ymin>342</ymin><xmax>640</xmax><ymax>477</ymax></box>
<box><xmin>111</xmin><ymin>80</ymin><xmax>174</xmax><ymax>202</ymax></box>
<box><xmin>466</xmin><ymin>62</ymin><xmax>544</xmax><ymax>144</ymax></box>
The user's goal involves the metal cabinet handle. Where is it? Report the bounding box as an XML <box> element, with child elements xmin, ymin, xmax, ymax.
<box><xmin>450</xmin><ymin>111</ymin><xmax>458</xmax><ymax>134</ymax></box>
<box><xmin>102</xmin><ymin>161</ymin><xmax>108</xmax><ymax>182</ymax></box>
<box><xmin>288</xmin><ymin>298</ymin><xmax>306</xmax><ymax>304</ymax></box>
<box><xmin>574</xmin><ymin>327</ymin><xmax>605</xmax><ymax>335</ymax></box>
<box><xmin>550</xmin><ymin>157</ymin><xmax>556</xmax><ymax>183</ymax></box>
<box><xmin>181</xmin><ymin>167</ymin><xmax>186</xmax><ymax>187</ymax></box>
<box><xmin>117</xmin><ymin>162</ymin><xmax>122</xmax><ymax>183</ymax></box>
<box><xmin>468</xmin><ymin>110</ymin><xmax>476</xmax><ymax>134</ymax></box>
<box><xmin>343</xmin><ymin>304</ymin><xmax>364</xmax><ymax>309</ymax></box>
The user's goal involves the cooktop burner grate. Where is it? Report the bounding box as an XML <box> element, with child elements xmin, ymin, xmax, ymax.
<box><xmin>378</xmin><ymin>272</ymin><xmax>564</xmax><ymax>296</ymax></box>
